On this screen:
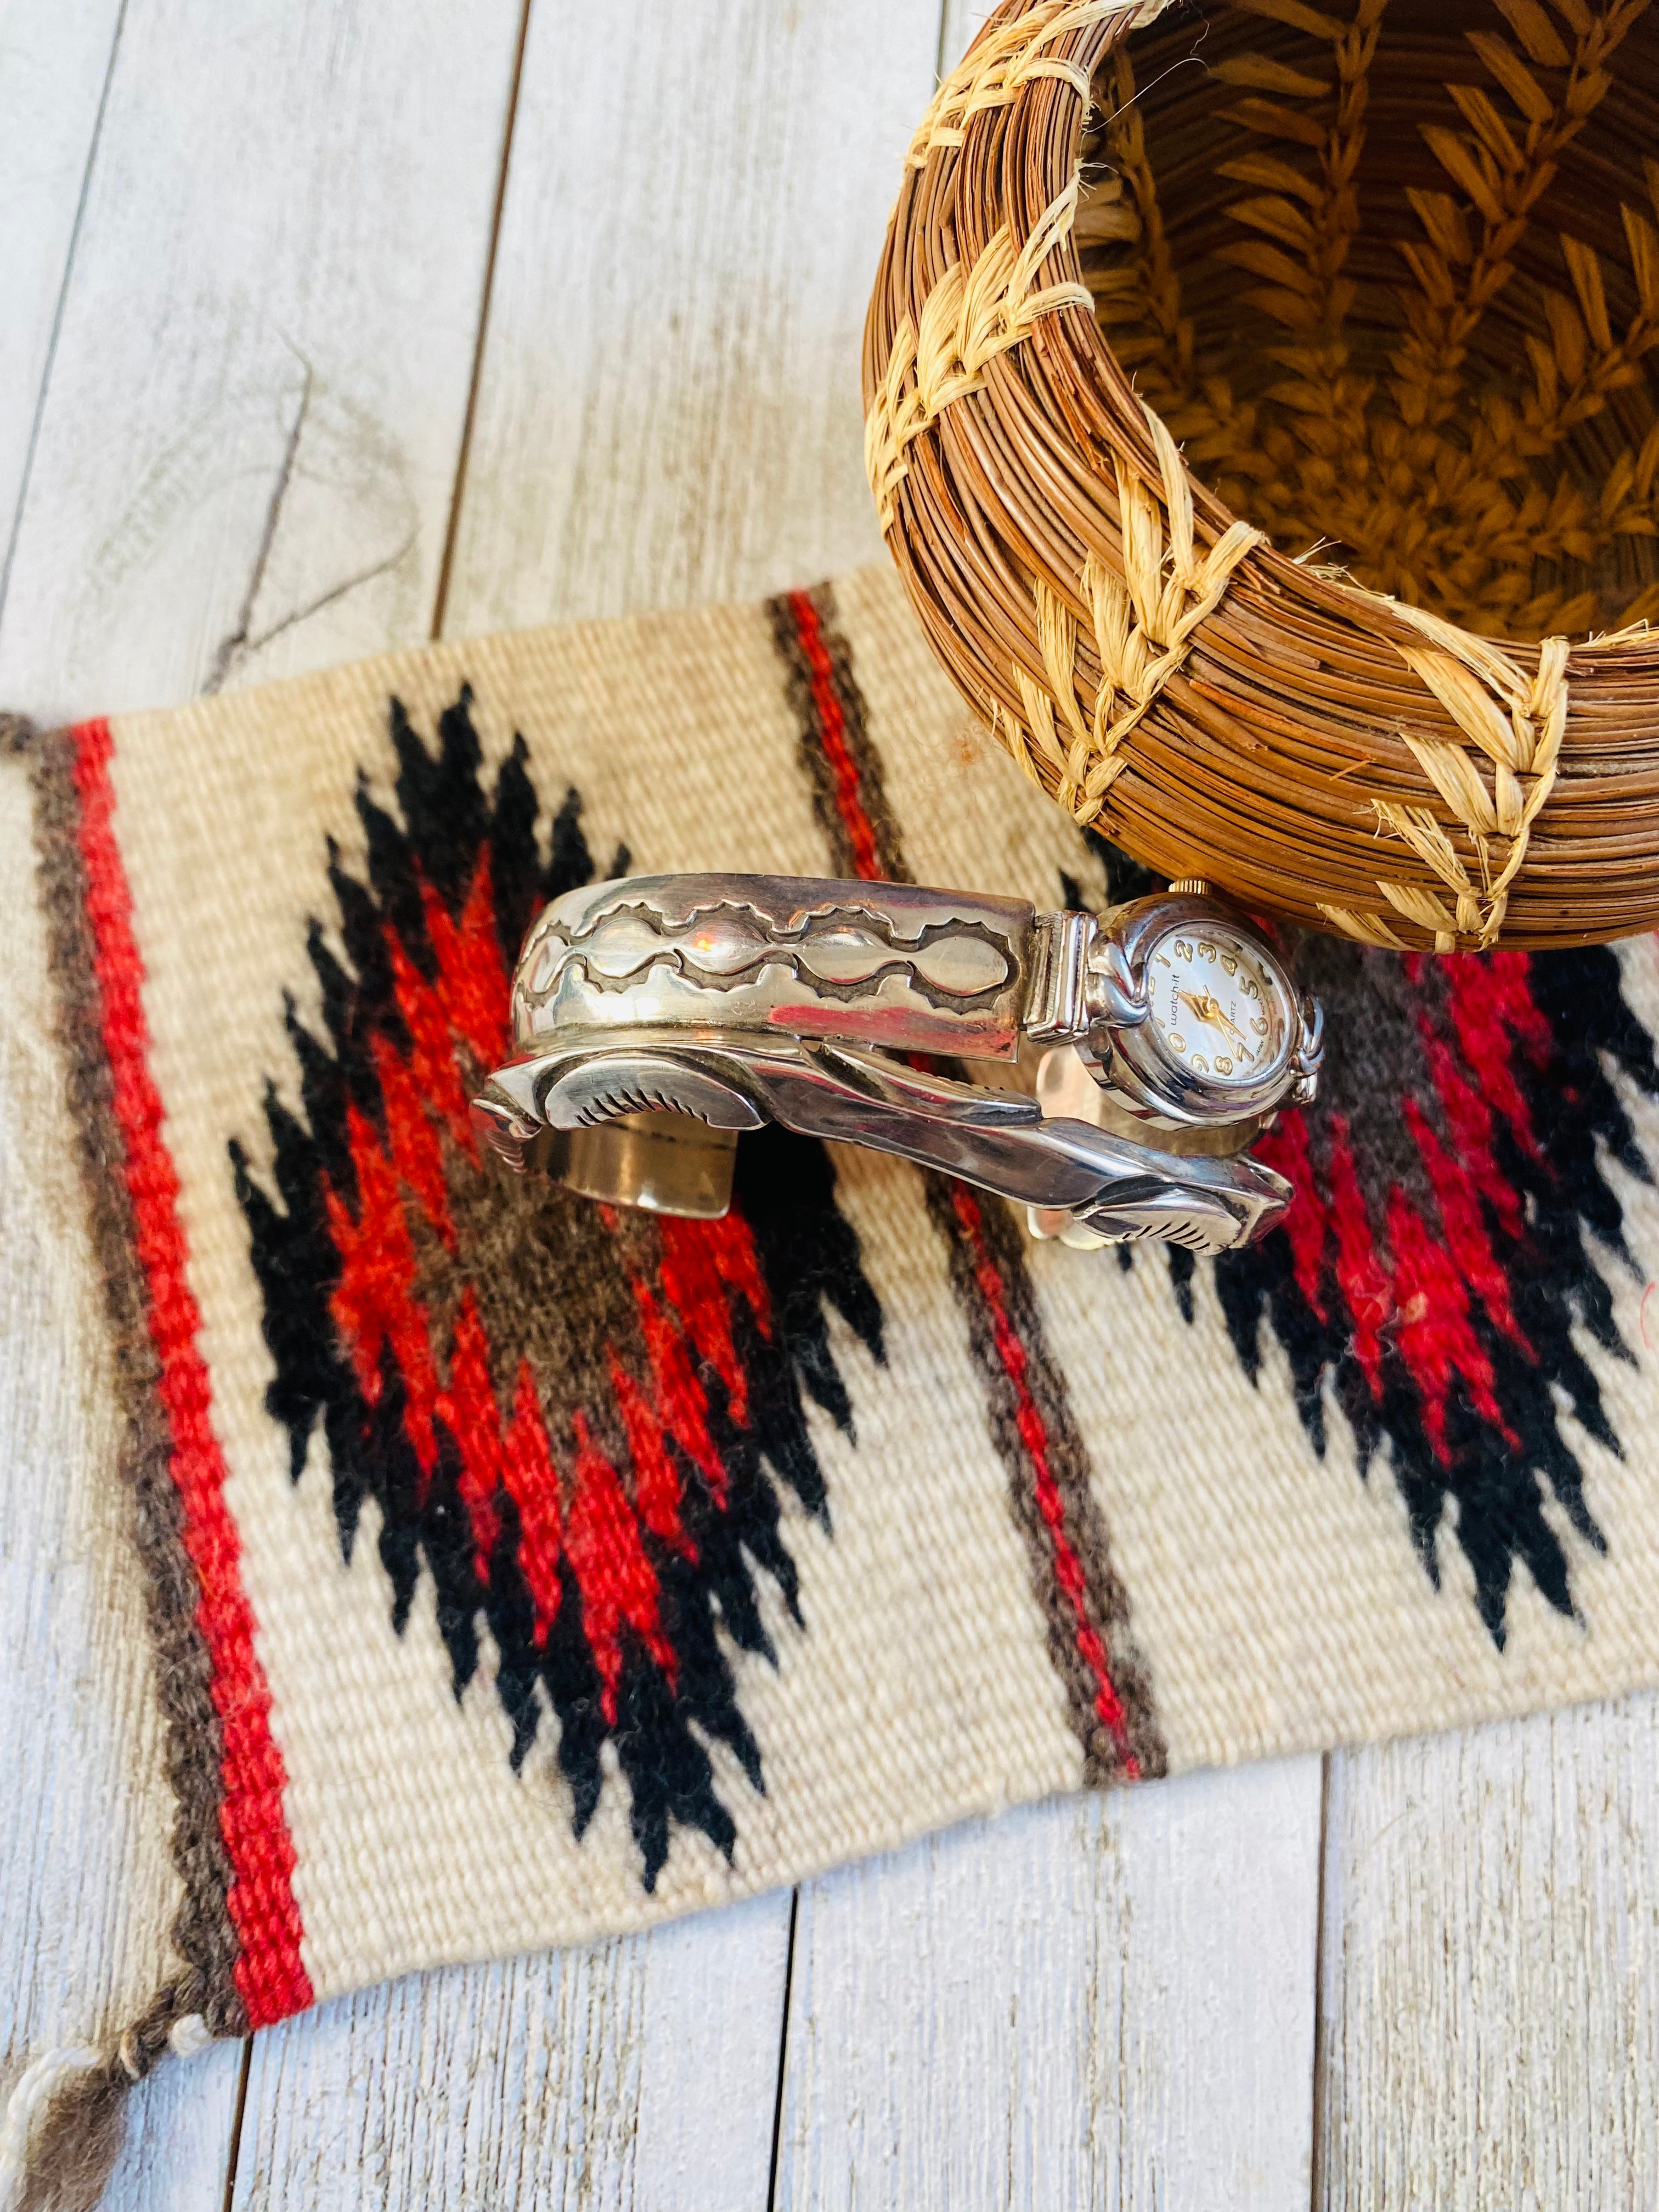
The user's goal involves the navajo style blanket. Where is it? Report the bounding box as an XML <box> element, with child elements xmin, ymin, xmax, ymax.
<box><xmin>5</xmin><ymin>562</ymin><xmax>1657</xmax><ymax>2069</ymax></box>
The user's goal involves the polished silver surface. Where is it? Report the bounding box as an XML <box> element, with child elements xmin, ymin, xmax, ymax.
<box><xmin>511</xmin><ymin>872</ymin><xmax>1035</xmax><ymax>1061</ymax></box>
<box><xmin>473</xmin><ymin>1031</ymin><xmax>1289</xmax><ymax>1254</ymax></box>
<box><xmin>477</xmin><ymin>872</ymin><xmax>1324</xmax><ymax>1253</ymax></box>
<box><xmin>1023</xmin><ymin>908</ymin><xmax>1095</xmax><ymax>1042</ymax></box>
<box><xmin>552</xmin><ymin>1110</ymin><xmax>739</xmax><ymax>1218</ymax></box>
<box><xmin>1033</xmin><ymin>1044</ymin><xmax>1269</xmax><ymax>1159</ymax></box>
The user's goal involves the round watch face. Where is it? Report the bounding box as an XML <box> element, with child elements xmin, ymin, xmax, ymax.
<box><xmin>1142</xmin><ymin>918</ymin><xmax>1295</xmax><ymax>1094</ymax></box>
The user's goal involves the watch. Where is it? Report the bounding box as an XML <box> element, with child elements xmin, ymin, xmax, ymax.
<box><xmin>1063</xmin><ymin>884</ymin><xmax>1322</xmax><ymax>1126</ymax></box>
<box><xmin>1021</xmin><ymin>881</ymin><xmax>1322</xmax><ymax>1245</ymax></box>
<box><xmin>471</xmin><ymin>872</ymin><xmax>1323</xmax><ymax>1256</ymax></box>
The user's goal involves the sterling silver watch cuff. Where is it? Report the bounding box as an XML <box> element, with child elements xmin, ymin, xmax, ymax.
<box><xmin>470</xmin><ymin>872</ymin><xmax>1323</xmax><ymax>1257</ymax></box>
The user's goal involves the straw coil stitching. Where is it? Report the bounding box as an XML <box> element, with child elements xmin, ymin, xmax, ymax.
<box><xmin>866</xmin><ymin>178</ymin><xmax>1094</xmax><ymax>529</ymax></box>
<box><xmin>903</xmin><ymin>0</ymin><xmax>1141</xmax><ymax>171</ymax></box>
<box><xmin>1319</xmin><ymin>606</ymin><xmax>1571</xmax><ymax>951</ymax></box>
<box><xmin>998</xmin><ymin>403</ymin><xmax>1266</xmax><ymax>823</ymax></box>
<box><xmin>867</xmin><ymin>0</ymin><xmax>1178</xmax><ymax>528</ymax></box>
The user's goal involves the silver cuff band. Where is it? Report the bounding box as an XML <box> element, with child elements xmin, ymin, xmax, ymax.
<box><xmin>471</xmin><ymin>873</ymin><xmax>1319</xmax><ymax>1256</ymax></box>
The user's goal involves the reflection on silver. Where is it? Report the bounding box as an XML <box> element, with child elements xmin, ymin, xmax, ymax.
<box><xmin>475</xmin><ymin>873</ymin><xmax>1325</xmax><ymax>1256</ymax></box>
<box><xmin>514</xmin><ymin>873</ymin><xmax>1031</xmax><ymax>1058</ymax></box>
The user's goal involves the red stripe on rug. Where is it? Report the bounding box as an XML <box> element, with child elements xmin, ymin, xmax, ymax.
<box><xmin>784</xmin><ymin>589</ymin><xmax>881</xmax><ymax>882</ymax></box>
<box><xmin>772</xmin><ymin>589</ymin><xmax>1143</xmax><ymax>1779</ymax></box>
<box><xmin>949</xmin><ymin>1185</ymin><xmax>1140</xmax><ymax>1776</ymax></box>
<box><xmin>71</xmin><ymin>716</ymin><xmax>313</xmax><ymax>2028</ymax></box>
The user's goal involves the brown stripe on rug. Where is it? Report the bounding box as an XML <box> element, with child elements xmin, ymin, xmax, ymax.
<box><xmin>4</xmin><ymin>717</ymin><xmax>250</xmax><ymax>2047</ymax></box>
<box><xmin>764</xmin><ymin>588</ymin><xmax>1167</xmax><ymax>1784</ymax></box>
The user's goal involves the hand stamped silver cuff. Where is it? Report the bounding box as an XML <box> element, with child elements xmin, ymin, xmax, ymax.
<box><xmin>470</xmin><ymin>873</ymin><xmax>1324</xmax><ymax>1256</ymax></box>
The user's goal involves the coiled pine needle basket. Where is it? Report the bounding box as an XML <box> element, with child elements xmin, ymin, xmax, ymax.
<box><xmin>864</xmin><ymin>0</ymin><xmax>1659</xmax><ymax>950</ymax></box>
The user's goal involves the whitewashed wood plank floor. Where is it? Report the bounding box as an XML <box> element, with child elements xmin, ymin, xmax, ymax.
<box><xmin>1</xmin><ymin>3</ymin><xmax>1655</xmax><ymax>2205</ymax></box>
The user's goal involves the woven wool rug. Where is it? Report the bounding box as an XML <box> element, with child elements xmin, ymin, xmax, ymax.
<box><xmin>4</xmin><ymin>563</ymin><xmax>1659</xmax><ymax>2142</ymax></box>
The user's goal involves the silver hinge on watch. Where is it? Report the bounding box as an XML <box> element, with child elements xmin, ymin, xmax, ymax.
<box><xmin>1023</xmin><ymin>909</ymin><xmax>1096</xmax><ymax>1043</ymax></box>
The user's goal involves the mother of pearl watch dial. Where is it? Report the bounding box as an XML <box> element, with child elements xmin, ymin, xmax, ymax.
<box><xmin>1144</xmin><ymin>919</ymin><xmax>1294</xmax><ymax>1092</ymax></box>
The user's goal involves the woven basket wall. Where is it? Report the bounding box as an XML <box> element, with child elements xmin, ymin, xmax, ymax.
<box><xmin>864</xmin><ymin>0</ymin><xmax>1659</xmax><ymax>950</ymax></box>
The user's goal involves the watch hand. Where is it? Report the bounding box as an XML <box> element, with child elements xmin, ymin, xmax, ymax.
<box><xmin>1178</xmin><ymin>989</ymin><xmax>1256</xmax><ymax>1063</ymax></box>
<box><xmin>1181</xmin><ymin>989</ymin><xmax>1239</xmax><ymax>1037</ymax></box>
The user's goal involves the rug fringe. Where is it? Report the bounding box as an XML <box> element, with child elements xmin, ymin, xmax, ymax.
<box><xmin>0</xmin><ymin>1996</ymin><xmax>215</xmax><ymax>2212</ymax></box>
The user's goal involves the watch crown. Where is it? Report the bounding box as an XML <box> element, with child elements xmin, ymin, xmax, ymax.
<box><xmin>1169</xmin><ymin>877</ymin><xmax>1211</xmax><ymax>896</ymax></box>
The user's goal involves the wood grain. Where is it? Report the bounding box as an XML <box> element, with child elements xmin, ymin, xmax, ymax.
<box><xmin>443</xmin><ymin>0</ymin><xmax>943</xmax><ymax>633</ymax></box>
<box><xmin>0</xmin><ymin>2</ymin><xmax>225</xmax><ymax>2182</ymax></box>
<box><xmin>929</xmin><ymin>1</ymin><xmax>1659</xmax><ymax>2198</ymax></box>
<box><xmin>1318</xmin><ymin>1700</ymin><xmax>1659</xmax><ymax>2209</ymax></box>
<box><xmin>0</xmin><ymin>0</ymin><xmax>526</xmax><ymax>721</ymax></box>
<box><xmin>232</xmin><ymin>1895</ymin><xmax>791</xmax><ymax>2211</ymax></box>
<box><xmin>776</xmin><ymin>1762</ymin><xmax>1324</xmax><ymax>2210</ymax></box>
<box><xmin>0</xmin><ymin>0</ymin><xmax>122</xmax><ymax>592</ymax></box>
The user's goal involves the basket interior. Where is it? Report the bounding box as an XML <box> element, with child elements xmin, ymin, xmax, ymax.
<box><xmin>1080</xmin><ymin>0</ymin><xmax>1659</xmax><ymax>641</ymax></box>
